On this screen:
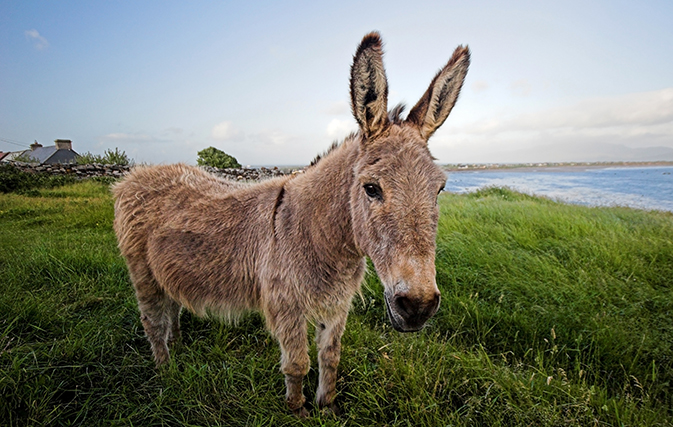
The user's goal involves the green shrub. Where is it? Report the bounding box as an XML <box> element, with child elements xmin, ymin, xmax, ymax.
<box><xmin>11</xmin><ymin>153</ymin><xmax>39</xmax><ymax>163</ymax></box>
<box><xmin>76</xmin><ymin>148</ymin><xmax>132</xmax><ymax>166</ymax></box>
<box><xmin>196</xmin><ymin>146</ymin><xmax>241</xmax><ymax>169</ymax></box>
<box><xmin>0</xmin><ymin>163</ymin><xmax>76</xmax><ymax>193</ymax></box>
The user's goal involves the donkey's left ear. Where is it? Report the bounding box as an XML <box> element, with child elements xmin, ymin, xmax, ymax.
<box><xmin>406</xmin><ymin>46</ymin><xmax>470</xmax><ymax>141</ymax></box>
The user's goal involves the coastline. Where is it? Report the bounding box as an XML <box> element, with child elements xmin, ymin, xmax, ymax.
<box><xmin>443</xmin><ymin>161</ymin><xmax>673</xmax><ymax>173</ymax></box>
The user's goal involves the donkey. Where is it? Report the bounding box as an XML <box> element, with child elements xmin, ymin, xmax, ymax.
<box><xmin>112</xmin><ymin>32</ymin><xmax>469</xmax><ymax>416</ymax></box>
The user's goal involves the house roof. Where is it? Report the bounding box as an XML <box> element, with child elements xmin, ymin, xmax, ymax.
<box><xmin>0</xmin><ymin>146</ymin><xmax>79</xmax><ymax>164</ymax></box>
<box><xmin>26</xmin><ymin>146</ymin><xmax>58</xmax><ymax>163</ymax></box>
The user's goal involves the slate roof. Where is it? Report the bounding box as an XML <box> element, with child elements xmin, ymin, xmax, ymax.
<box><xmin>0</xmin><ymin>146</ymin><xmax>79</xmax><ymax>164</ymax></box>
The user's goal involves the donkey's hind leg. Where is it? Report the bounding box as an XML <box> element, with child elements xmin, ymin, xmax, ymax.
<box><xmin>166</xmin><ymin>299</ymin><xmax>182</xmax><ymax>346</ymax></box>
<box><xmin>127</xmin><ymin>257</ymin><xmax>174</xmax><ymax>366</ymax></box>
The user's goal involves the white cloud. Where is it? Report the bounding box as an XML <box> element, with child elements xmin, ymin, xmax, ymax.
<box><xmin>432</xmin><ymin>88</ymin><xmax>673</xmax><ymax>163</ymax></box>
<box><xmin>162</xmin><ymin>127</ymin><xmax>184</xmax><ymax>136</ymax></box>
<box><xmin>211</xmin><ymin>121</ymin><xmax>244</xmax><ymax>141</ymax></box>
<box><xmin>324</xmin><ymin>101</ymin><xmax>350</xmax><ymax>115</ymax></box>
<box><xmin>510</xmin><ymin>79</ymin><xmax>531</xmax><ymax>97</ymax></box>
<box><xmin>25</xmin><ymin>29</ymin><xmax>49</xmax><ymax>50</ymax></box>
<box><xmin>326</xmin><ymin>118</ymin><xmax>357</xmax><ymax>139</ymax></box>
<box><xmin>257</xmin><ymin>130</ymin><xmax>291</xmax><ymax>146</ymax></box>
<box><xmin>102</xmin><ymin>132</ymin><xmax>153</xmax><ymax>141</ymax></box>
<box><xmin>452</xmin><ymin>88</ymin><xmax>673</xmax><ymax>137</ymax></box>
<box><xmin>471</xmin><ymin>80</ymin><xmax>489</xmax><ymax>93</ymax></box>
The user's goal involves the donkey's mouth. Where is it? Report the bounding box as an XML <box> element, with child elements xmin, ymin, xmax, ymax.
<box><xmin>384</xmin><ymin>296</ymin><xmax>424</xmax><ymax>333</ymax></box>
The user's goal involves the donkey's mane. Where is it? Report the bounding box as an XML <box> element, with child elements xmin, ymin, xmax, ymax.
<box><xmin>308</xmin><ymin>103</ymin><xmax>407</xmax><ymax>169</ymax></box>
<box><xmin>309</xmin><ymin>140</ymin><xmax>342</xmax><ymax>168</ymax></box>
<box><xmin>388</xmin><ymin>103</ymin><xmax>406</xmax><ymax>124</ymax></box>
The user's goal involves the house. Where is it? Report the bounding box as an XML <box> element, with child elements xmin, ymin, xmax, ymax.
<box><xmin>2</xmin><ymin>140</ymin><xmax>79</xmax><ymax>165</ymax></box>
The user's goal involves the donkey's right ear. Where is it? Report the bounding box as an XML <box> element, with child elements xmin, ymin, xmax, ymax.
<box><xmin>350</xmin><ymin>32</ymin><xmax>390</xmax><ymax>140</ymax></box>
<box><xmin>406</xmin><ymin>45</ymin><xmax>470</xmax><ymax>141</ymax></box>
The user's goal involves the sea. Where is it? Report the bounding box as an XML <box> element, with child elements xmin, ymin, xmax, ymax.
<box><xmin>444</xmin><ymin>166</ymin><xmax>673</xmax><ymax>212</ymax></box>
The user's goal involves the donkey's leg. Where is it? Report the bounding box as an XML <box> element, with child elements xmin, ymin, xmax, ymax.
<box><xmin>166</xmin><ymin>299</ymin><xmax>182</xmax><ymax>346</ymax></box>
<box><xmin>315</xmin><ymin>309</ymin><xmax>348</xmax><ymax>413</ymax></box>
<box><xmin>268</xmin><ymin>307</ymin><xmax>310</xmax><ymax>416</ymax></box>
<box><xmin>127</xmin><ymin>257</ymin><xmax>172</xmax><ymax>366</ymax></box>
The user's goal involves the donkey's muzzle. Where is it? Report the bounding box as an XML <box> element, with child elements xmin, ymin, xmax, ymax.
<box><xmin>385</xmin><ymin>291</ymin><xmax>441</xmax><ymax>332</ymax></box>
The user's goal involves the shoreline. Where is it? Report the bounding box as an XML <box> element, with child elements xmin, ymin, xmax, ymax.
<box><xmin>443</xmin><ymin>161</ymin><xmax>673</xmax><ymax>173</ymax></box>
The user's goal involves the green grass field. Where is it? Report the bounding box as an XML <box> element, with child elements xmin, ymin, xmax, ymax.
<box><xmin>1</xmin><ymin>181</ymin><xmax>672</xmax><ymax>426</ymax></box>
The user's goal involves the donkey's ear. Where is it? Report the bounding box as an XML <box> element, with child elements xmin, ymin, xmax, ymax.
<box><xmin>350</xmin><ymin>32</ymin><xmax>389</xmax><ymax>140</ymax></box>
<box><xmin>406</xmin><ymin>45</ymin><xmax>470</xmax><ymax>141</ymax></box>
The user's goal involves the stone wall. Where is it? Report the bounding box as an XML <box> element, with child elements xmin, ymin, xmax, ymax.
<box><xmin>4</xmin><ymin>161</ymin><xmax>297</xmax><ymax>181</ymax></box>
<box><xmin>199</xmin><ymin>165</ymin><xmax>292</xmax><ymax>181</ymax></box>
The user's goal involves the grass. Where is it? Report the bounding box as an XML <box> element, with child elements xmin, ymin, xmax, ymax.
<box><xmin>1</xmin><ymin>182</ymin><xmax>672</xmax><ymax>426</ymax></box>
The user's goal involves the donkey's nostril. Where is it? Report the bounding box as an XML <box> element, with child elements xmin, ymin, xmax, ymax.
<box><xmin>393</xmin><ymin>295</ymin><xmax>414</xmax><ymax>318</ymax></box>
<box><xmin>392</xmin><ymin>291</ymin><xmax>441</xmax><ymax>323</ymax></box>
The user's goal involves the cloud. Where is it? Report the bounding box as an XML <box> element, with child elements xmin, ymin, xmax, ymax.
<box><xmin>452</xmin><ymin>88</ymin><xmax>673</xmax><ymax>137</ymax></box>
<box><xmin>323</xmin><ymin>101</ymin><xmax>350</xmax><ymax>115</ymax></box>
<box><xmin>471</xmin><ymin>80</ymin><xmax>489</xmax><ymax>93</ymax></box>
<box><xmin>25</xmin><ymin>29</ymin><xmax>49</xmax><ymax>50</ymax></box>
<box><xmin>432</xmin><ymin>88</ymin><xmax>673</xmax><ymax>163</ymax></box>
<box><xmin>326</xmin><ymin>118</ymin><xmax>357</xmax><ymax>139</ymax></box>
<box><xmin>519</xmin><ymin>88</ymin><xmax>673</xmax><ymax>130</ymax></box>
<box><xmin>162</xmin><ymin>127</ymin><xmax>184</xmax><ymax>136</ymax></box>
<box><xmin>256</xmin><ymin>130</ymin><xmax>291</xmax><ymax>146</ymax></box>
<box><xmin>211</xmin><ymin>121</ymin><xmax>244</xmax><ymax>141</ymax></box>
<box><xmin>102</xmin><ymin>132</ymin><xmax>153</xmax><ymax>142</ymax></box>
<box><xmin>510</xmin><ymin>79</ymin><xmax>532</xmax><ymax>97</ymax></box>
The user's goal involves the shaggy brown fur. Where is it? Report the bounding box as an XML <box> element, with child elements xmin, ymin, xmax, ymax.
<box><xmin>112</xmin><ymin>32</ymin><xmax>469</xmax><ymax>416</ymax></box>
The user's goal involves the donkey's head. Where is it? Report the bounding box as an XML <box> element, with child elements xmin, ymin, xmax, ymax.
<box><xmin>348</xmin><ymin>32</ymin><xmax>469</xmax><ymax>332</ymax></box>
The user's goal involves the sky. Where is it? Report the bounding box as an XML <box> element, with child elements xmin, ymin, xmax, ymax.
<box><xmin>1</xmin><ymin>0</ymin><xmax>673</xmax><ymax>165</ymax></box>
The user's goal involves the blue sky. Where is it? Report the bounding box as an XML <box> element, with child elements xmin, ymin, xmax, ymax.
<box><xmin>2</xmin><ymin>1</ymin><xmax>672</xmax><ymax>165</ymax></box>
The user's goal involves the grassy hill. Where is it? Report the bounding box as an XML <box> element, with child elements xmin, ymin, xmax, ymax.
<box><xmin>1</xmin><ymin>181</ymin><xmax>671</xmax><ymax>426</ymax></box>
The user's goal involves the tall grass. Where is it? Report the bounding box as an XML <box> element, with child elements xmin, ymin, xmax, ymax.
<box><xmin>1</xmin><ymin>183</ymin><xmax>671</xmax><ymax>426</ymax></box>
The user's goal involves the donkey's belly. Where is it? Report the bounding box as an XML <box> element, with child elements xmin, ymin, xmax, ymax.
<box><xmin>146</xmin><ymin>228</ymin><xmax>260</xmax><ymax>316</ymax></box>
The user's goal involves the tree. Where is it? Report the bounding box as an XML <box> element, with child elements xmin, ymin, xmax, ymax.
<box><xmin>196</xmin><ymin>147</ymin><xmax>241</xmax><ymax>169</ymax></box>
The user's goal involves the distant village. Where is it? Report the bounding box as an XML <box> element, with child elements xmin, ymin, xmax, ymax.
<box><xmin>0</xmin><ymin>139</ymin><xmax>78</xmax><ymax>164</ymax></box>
<box><xmin>0</xmin><ymin>139</ymin><xmax>288</xmax><ymax>181</ymax></box>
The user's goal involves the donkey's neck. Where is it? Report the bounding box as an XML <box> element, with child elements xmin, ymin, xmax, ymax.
<box><xmin>279</xmin><ymin>137</ymin><xmax>362</xmax><ymax>261</ymax></box>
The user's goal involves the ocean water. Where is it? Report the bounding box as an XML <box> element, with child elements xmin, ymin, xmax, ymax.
<box><xmin>445</xmin><ymin>166</ymin><xmax>673</xmax><ymax>212</ymax></box>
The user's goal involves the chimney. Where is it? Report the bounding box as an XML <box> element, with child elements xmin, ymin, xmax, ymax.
<box><xmin>30</xmin><ymin>140</ymin><xmax>43</xmax><ymax>151</ymax></box>
<box><xmin>54</xmin><ymin>139</ymin><xmax>72</xmax><ymax>150</ymax></box>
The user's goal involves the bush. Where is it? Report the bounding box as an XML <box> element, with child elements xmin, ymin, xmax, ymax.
<box><xmin>77</xmin><ymin>148</ymin><xmax>132</xmax><ymax>166</ymax></box>
<box><xmin>196</xmin><ymin>147</ymin><xmax>241</xmax><ymax>169</ymax></box>
<box><xmin>12</xmin><ymin>153</ymin><xmax>39</xmax><ymax>163</ymax></box>
<box><xmin>0</xmin><ymin>163</ymin><xmax>76</xmax><ymax>193</ymax></box>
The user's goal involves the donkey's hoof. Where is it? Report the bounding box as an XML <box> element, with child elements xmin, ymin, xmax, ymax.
<box><xmin>320</xmin><ymin>402</ymin><xmax>341</xmax><ymax>417</ymax></box>
<box><xmin>292</xmin><ymin>406</ymin><xmax>310</xmax><ymax>418</ymax></box>
<box><xmin>153</xmin><ymin>353</ymin><xmax>170</xmax><ymax>368</ymax></box>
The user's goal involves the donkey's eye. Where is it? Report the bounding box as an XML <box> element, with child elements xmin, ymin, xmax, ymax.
<box><xmin>438</xmin><ymin>184</ymin><xmax>446</xmax><ymax>195</ymax></box>
<box><xmin>363</xmin><ymin>184</ymin><xmax>383</xmax><ymax>200</ymax></box>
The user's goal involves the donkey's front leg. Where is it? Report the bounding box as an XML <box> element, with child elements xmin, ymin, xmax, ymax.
<box><xmin>315</xmin><ymin>310</ymin><xmax>348</xmax><ymax>414</ymax></box>
<box><xmin>274</xmin><ymin>314</ymin><xmax>310</xmax><ymax>417</ymax></box>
